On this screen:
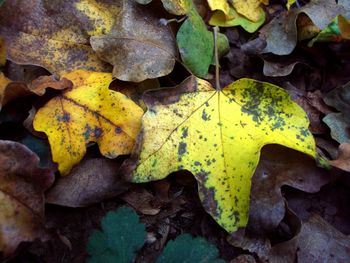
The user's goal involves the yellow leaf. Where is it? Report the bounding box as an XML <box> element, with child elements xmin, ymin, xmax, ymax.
<box><xmin>207</xmin><ymin>0</ymin><xmax>231</xmax><ymax>18</ymax></box>
<box><xmin>125</xmin><ymin>76</ymin><xmax>316</xmax><ymax>232</ymax></box>
<box><xmin>287</xmin><ymin>0</ymin><xmax>296</xmax><ymax>9</ymax></box>
<box><xmin>209</xmin><ymin>5</ymin><xmax>265</xmax><ymax>33</ymax></box>
<box><xmin>231</xmin><ymin>0</ymin><xmax>263</xmax><ymax>22</ymax></box>
<box><xmin>33</xmin><ymin>70</ymin><xmax>143</xmax><ymax>175</ymax></box>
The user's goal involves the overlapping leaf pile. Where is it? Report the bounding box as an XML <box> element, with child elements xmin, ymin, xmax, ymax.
<box><xmin>0</xmin><ymin>0</ymin><xmax>349</xmax><ymax>262</ymax></box>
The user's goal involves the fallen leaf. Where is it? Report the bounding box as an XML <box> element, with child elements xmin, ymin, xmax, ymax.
<box><xmin>0</xmin><ymin>140</ymin><xmax>54</xmax><ymax>257</ymax></box>
<box><xmin>209</xmin><ymin>4</ymin><xmax>265</xmax><ymax>33</ymax></box>
<box><xmin>231</xmin><ymin>0</ymin><xmax>264</xmax><ymax>22</ymax></box>
<box><xmin>0</xmin><ymin>0</ymin><xmax>119</xmax><ymax>76</ymax></box>
<box><xmin>242</xmin><ymin>0</ymin><xmax>348</xmax><ymax>55</ymax></box>
<box><xmin>33</xmin><ymin>70</ymin><xmax>144</xmax><ymax>175</ymax></box>
<box><xmin>121</xmin><ymin>76</ymin><xmax>316</xmax><ymax>233</ymax></box>
<box><xmin>287</xmin><ymin>0</ymin><xmax>296</xmax><ymax>9</ymax></box>
<box><xmin>90</xmin><ymin>0</ymin><xmax>176</xmax><ymax>82</ymax></box>
<box><xmin>323</xmin><ymin>81</ymin><xmax>350</xmax><ymax>143</ymax></box>
<box><xmin>120</xmin><ymin>187</ymin><xmax>161</xmax><ymax>216</ymax></box>
<box><xmin>207</xmin><ymin>0</ymin><xmax>231</xmax><ymax>18</ymax></box>
<box><xmin>308</xmin><ymin>15</ymin><xmax>350</xmax><ymax>47</ymax></box>
<box><xmin>249</xmin><ymin>145</ymin><xmax>331</xmax><ymax>235</ymax></box>
<box><xmin>177</xmin><ymin>7</ymin><xmax>229</xmax><ymax>78</ymax></box>
<box><xmin>328</xmin><ymin>143</ymin><xmax>350</xmax><ymax>172</ymax></box>
<box><xmin>227</xmin><ymin>145</ymin><xmax>331</xmax><ymax>259</ymax></box>
<box><xmin>269</xmin><ymin>214</ymin><xmax>350</xmax><ymax>263</ymax></box>
<box><xmin>46</xmin><ymin>158</ymin><xmax>129</xmax><ymax>207</ymax></box>
<box><xmin>0</xmin><ymin>74</ymin><xmax>72</xmax><ymax>109</ymax></box>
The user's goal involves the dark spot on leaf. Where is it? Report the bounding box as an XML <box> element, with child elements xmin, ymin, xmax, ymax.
<box><xmin>178</xmin><ymin>142</ymin><xmax>187</xmax><ymax>156</ymax></box>
<box><xmin>115</xmin><ymin>126</ymin><xmax>122</xmax><ymax>134</ymax></box>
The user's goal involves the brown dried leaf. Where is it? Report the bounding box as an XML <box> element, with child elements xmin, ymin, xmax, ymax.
<box><xmin>0</xmin><ymin>74</ymin><xmax>72</xmax><ymax>109</ymax></box>
<box><xmin>227</xmin><ymin>145</ymin><xmax>332</xmax><ymax>258</ymax></box>
<box><xmin>0</xmin><ymin>0</ymin><xmax>115</xmax><ymax>76</ymax></box>
<box><xmin>46</xmin><ymin>158</ymin><xmax>129</xmax><ymax>207</ymax></box>
<box><xmin>269</xmin><ymin>214</ymin><xmax>350</xmax><ymax>263</ymax></box>
<box><xmin>90</xmin><ymin>0</ymin><xmax>176</xmax><ymax>82</ymax></box>
<box><xmin>0</xmin><ymin>140</ymin><xmax>54</xmax><ymax>257</ymax></box>
<box><xmin>329</xmin><ymin>143</ymin><xmax>350</xmax><ymax>172</ymax></box>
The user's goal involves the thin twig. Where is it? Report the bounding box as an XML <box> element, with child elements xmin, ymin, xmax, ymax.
<box><xmin>213</xmin><ymin>26</ymin><xmax>220</xmax><ymax>91</ymax></box>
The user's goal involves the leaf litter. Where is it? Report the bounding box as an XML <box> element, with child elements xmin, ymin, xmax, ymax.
<box><xmin>0</xmin><ymin>0</ymin><xmax>349</xmax><ymax>262</ymax></box>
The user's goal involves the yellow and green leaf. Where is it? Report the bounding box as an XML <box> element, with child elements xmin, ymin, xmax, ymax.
<box><xmin>124</xmin><ymin>77</ymin><xmax>316</xmax><ymax>233</ymax></box>
<box><xmin>33</xmin><ymin>70</ymin><xmax>143</xmax><ymax>175</ymax></box>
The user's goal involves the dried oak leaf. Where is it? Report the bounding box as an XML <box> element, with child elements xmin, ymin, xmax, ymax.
<box><xmin>0</xmin><ymin>140</ymin><xmax>54</xmax><ymax>257</ymax></box>
<box><xmin>323</xmin><ymin>81</ymin><xmax>350</xmax><ymax>144</ymax></box>
<box><xmin>135</xmin><ymin>0</ymin><xmax>191</xmax><ymax>15</ymax></box>
<box><xmin>0</xmin><ymin>74</ymin><xmax>72</xmax><ymax>109</ymax></box>
<box><xmin>0</xmin><ymin>0</ymin><xmax>118</xmax><ymax>76</ymax></box>
<box><xmin>328</xmin><ymin>143</ymin><xmax>350</xmax><ymax>172</ymax></box>
<box><xmin>121</xmin><ymin>76</ymin><xmax>316</xmax><ymax>233</ymax></box>
<box><xmin>242</xmin><ymin>0</ymin><xmax>348</xmax><ymax>55</ymax></box>
<box><xmin>269</xmin><ymin>214</ymin><xmax>350</xmax><ymax>263</ymax></box>
<box><xmin>227</xmin><ymin>145</ymin><xmax>331</xmax><ymax>259</ymax></box>
<box><xmin>90</xmin><ymin>0</ymin><xmax>176</xmax><ymax>82</ymax></box>
<box><xmin>46</xmin><ymin>158</ymin><xmax>129</xmax><ymax>207</ymax></box>
<box><xmin>33</xmin><ymin>70</ymin><xmax>143</xmax><ymax>175</ymax></box>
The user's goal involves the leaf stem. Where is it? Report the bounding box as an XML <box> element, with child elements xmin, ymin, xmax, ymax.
<box><xmin>213</xmin><ymin>26</ymin><xmax>220</xmax><ymax>91</ymax></box>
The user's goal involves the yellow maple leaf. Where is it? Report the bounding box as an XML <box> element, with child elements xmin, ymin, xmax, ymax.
<box><xmin>33</xmin><ymin>70</ymin><xmax>143</xmax><ymax>175</ymax></box>
<box><xmin>124</xmin><ymin>76</ymin><xmax>316</xmax><ymax>232</ymax></box>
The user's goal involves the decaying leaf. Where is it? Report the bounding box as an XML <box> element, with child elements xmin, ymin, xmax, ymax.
<box><xmin>33</xmin><ymin>70</ymin><xmax>143</xmax><ymax>175</ymax></box>
<box><xmin>0</xmin><ymin>74</ymin><xmax>72</xmax><ymax>109</ymax></box>
<box><xmin>269</xmin><ymin>214</ymin><xmax>350</xmax><ymax>263</ymax></box>
<box><xmin>0</xmin><ymin>0</ymin><xmax>119</xmax><ymax>76</ymax></box>
<box><xmin>0</xmin><ymin>140</ymin><xmax>54</xmax><ymax>257</ymax></box>
<box><xmin>46</xmin><ymin>158</ymin><xmax>129</xmax><ymax>207</ymax></box>
<box><xmin>249</xmin><ymin>145</ymin><xmax>331</xmax><ymax>234</ymax></box>
<box><xmin>242</xmin><ymin>0</ymin><xmax>348</xmax><ymax>55</ymax></box>
<box><xmin>323</xmin><ymin>81</ymin><xmax>350</xmax><ymax>144</ymax></box>
<box><xmin>122</xmin><ymin>76</ymin><xmax>316</xmax><ymax>233</ymax></box>
<box><xmin>91</xmin><ymin>0</ymin><xmax>176</xmax><ymax>82</ymax></box>
<box><xmin>328</xmin><ymin>143</ymin><xmax>350</xmax><ymax>172</ymax></box>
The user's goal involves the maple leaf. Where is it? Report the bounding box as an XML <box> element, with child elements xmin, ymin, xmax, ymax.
<box><xmin>33</xmin><ymin>70</ymin><xmax>143</xmax><ymax>175</ymax></box>
<box><xmin>0</xmin><ymin>141</ymin><xmax>54</xmax><ymax>257</ymax></box>
<box><xmin>122</xmin><ymin>76</ymin><xmax>316</xmax><ymax>233</ymax></box>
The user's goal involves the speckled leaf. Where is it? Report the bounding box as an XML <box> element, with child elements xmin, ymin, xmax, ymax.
<box><xmin>90</xmin><ymin>0</ymin><xmax>176</xmax><ymax>82</ymax></box>
<box><xmin>0</xmin><ymin>141</ymin><xmax>54</xmax><ymax>257</ymax></box>
<box><xmin>122</xmin><ymin>76</ymin><xmax>316</xmax><ymax>233</ymax></box>
<box><xmin>177</xmin><ymin>7</ymin><xmax>229</xmax><ymax>78</ymax></box>
<box><xmin>33</xmin><ymin>70</ymin><xmax>143</xmax><ymax>175</ymax></box>
<box><xmin>0</xmin><ymin>0</ymin><xmax>119</xmax><ymax>76</ymax></box>
<box><xmin>87</xmin><ymin>207</ymin><xmax>146</xmax><ymax>263</ymax></box>
<box><xmin>157</xmin><ymin>234</ymin><xmax>225</xmax><ymax>263</ymax></box>
<box><xmin>323</xmin><ymin>81</ymin><xmax>350</xmax><ymax>144</ymax></box>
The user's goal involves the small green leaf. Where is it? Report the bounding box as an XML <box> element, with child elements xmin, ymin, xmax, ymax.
<box><xmin>176</xmin><ymin>7</ymin><xmax>228</xmax><ymax>78</ymax></box>
<box><xmin>157</xmin><ymin>234</ymin><xmax>226</xmax><ymax>263</ymax></box>
<box><xmin>87</xmin><ymin>207</ymin><xmax>146</xmax><ymax>263</ymax></box>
